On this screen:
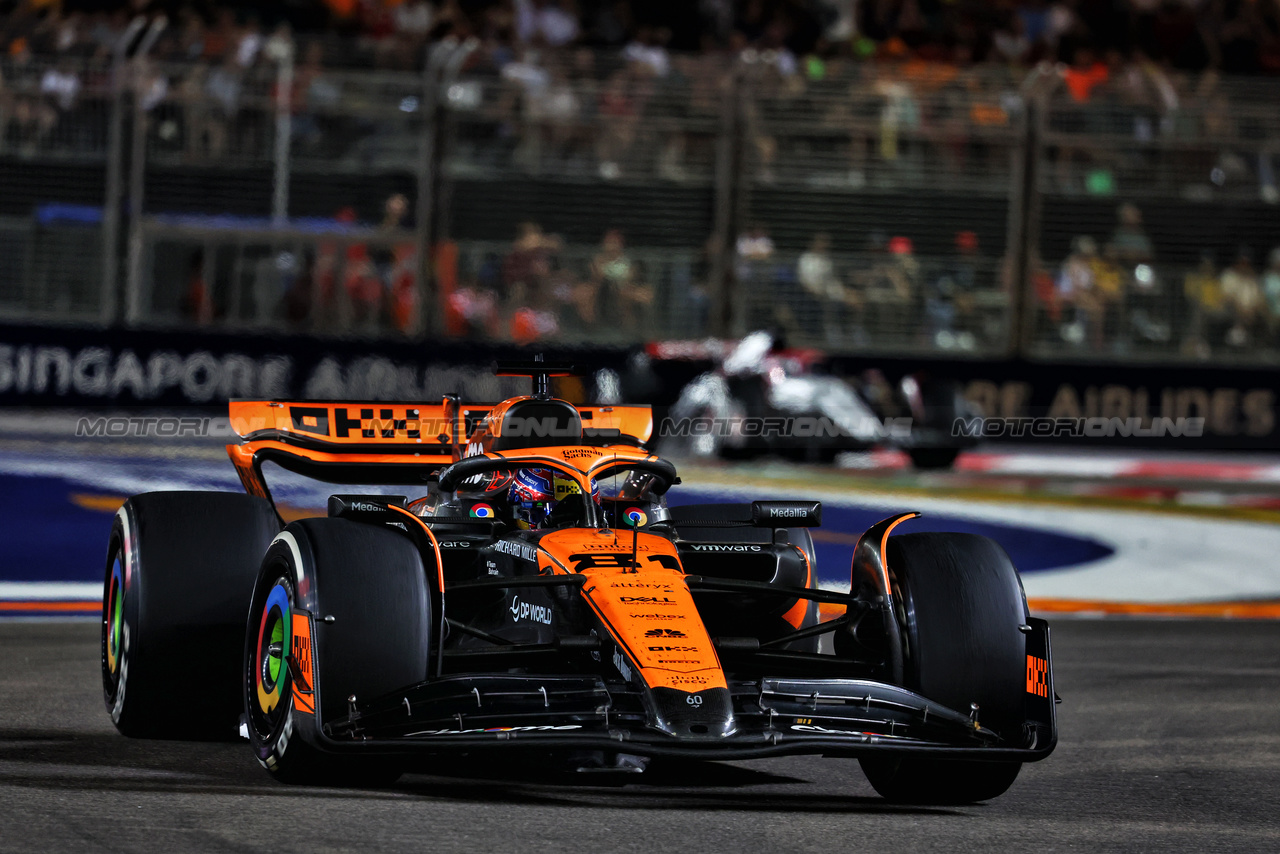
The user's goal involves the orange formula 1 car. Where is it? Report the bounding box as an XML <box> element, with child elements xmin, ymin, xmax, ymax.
<box><xmin>100</xmin><ymin>360</ymin><xmax>1056</xmax><ymax>804</ymax></box>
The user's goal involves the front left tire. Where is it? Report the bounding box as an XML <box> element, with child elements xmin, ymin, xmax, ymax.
<box><xmin>102</xmin><ymin>492</ymin><xmax>281</xmax><ymax>739</ymax></box>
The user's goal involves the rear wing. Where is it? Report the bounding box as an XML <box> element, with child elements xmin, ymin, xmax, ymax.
<box><xmin>226</xmin><ymin>399</ymin><xmax>654</xmax><ymax>503</ymax></box>
<box><xmin>228</xmin><ymin>400</ymin><xmax>653</xmax><ymax>449</ymax></box>
<box><xmin>230</xmin><ymin>400</ymin><xmax>469</xmax><ymax>457</ymax></box>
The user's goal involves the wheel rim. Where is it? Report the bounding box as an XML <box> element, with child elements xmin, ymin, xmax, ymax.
<box><xmin>104</xmin><ymin>555</ymin><xmax>124</xmax><ymax>676</ymax></box>
<box><xmin>250</xmin><ymin>579</ymin><xmax>292</xmax><ymax>736</ymax></box>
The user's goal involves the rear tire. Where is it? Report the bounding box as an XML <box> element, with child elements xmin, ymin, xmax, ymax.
<box><xmin>102</xmin><ymin>492</ymin><xmax>280</xmax><ymax>739</ymax></box>
<box><xmin>244</xmin><ymin>518</ymin><xmax>431</xmax><ymax>785</ymax></box>
<box><xmin>859</xmin><ymin>532</ymin><xmax>1028</xmax><ymax>804</ymax></box>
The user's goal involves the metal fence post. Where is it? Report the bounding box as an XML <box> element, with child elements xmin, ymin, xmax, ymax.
<box><xmin>1010</xmin><ymin>67</ymin><xmax>1054</xmax><ymax>359</ymax></box>
<box><xmin>122</xmin><ymin>17</ymin><xmax>167</xmax><ymax>327</ymax></box>
<box><xmin>99</xmin><ymin>16</ymin><xmax>146</xmax><ymax>326</ymax></box>
<box><xmin>415</xmin><ymin>37</ymin><xmax>476</xmax><ymax>338</ymax></box>
<box><xmin>414</xmin><ymin>40</ymin><xmax>449</xmax><ymax>338</ymax></box>
<box><xmin>708</xmin><ymin>61</ymin><xmax>747</xmax><ymax>338</ymax></box>
<box><xmin>272</xmin><ymin>46</ymin><xmax>294</xmax><ymax>227</ymax></box>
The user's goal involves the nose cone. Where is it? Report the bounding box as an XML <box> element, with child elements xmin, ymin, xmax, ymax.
<box><xmin>649</xmin><ymin>687</ymin><xmax>736</xmax><ymax>738</ymax></box>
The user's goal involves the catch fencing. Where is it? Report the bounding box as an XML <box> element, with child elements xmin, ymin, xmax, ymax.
<box><xmin>2</xmin><ymin>27</ymin><xmax>1279</xmax><ymax>367</ymax></box>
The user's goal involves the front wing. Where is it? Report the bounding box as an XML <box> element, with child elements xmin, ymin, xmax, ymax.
<box><xmin>304</xmin><ymin>621</ymin><xmax>1057</xmax><ymax>762</ymax></box>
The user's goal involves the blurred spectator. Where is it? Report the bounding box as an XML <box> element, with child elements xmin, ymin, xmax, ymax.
<box><xmin>176</xmin><ymin>64</ymin><xmax>218</xmax><ymax>160</ymax></box>
<box><xmin>394</xmin><ymin>0</ymin><xmax>435</xmax><ymax>39</ymax></box>
<box><xmin>1126</xmin><ymin>253</ymin><xmax>1170</xmax><ymax>347</ymax></box>
<box><xmin>797</xmin><ymin>232</ymin><xmax>838</xmax><ymax>299</ymax></box>
<box><xmin>284</xmin><ymin>249</ymin><xmax>317</xmax><ymax>327</ymax></box>
<box><xmin>204</xmin><ymin>54</ymin><xmax>242</xmax><ymax>158</ymax></box>
<box><xmin>591</xmin><ymin>228</ymin><xmax>652</xmax><ymax>332</ymax></box>
<box><xmin>511</xmin><ymin>304</ymin><xmax>560</xmax><ymax>343</ymax></box>
<box><xmin>525</xmin><ymin>61</ymin><xmax>581</xmax><ymax>169</ymax></box>
<box><xmin>333</xmin><ymin>206</ymin><xmax>383</xmax><ymax>330</ymax></box>
<box><xmin>736</xmin><ymin>223</ymin><xmax>774</xmax><ymax>264</ymax></box>
<box><xmin>202</xmin><ymin>9</ymin><xmax>238</xmax><ymax>61</ymax></box>
<box><xmin>992</xmin><ymin>13</ymin><xmax>1031</xmax><ymax>64</ymax></box>
<box><xmin>873</xmin><ymin>74</ymin><xmax>920</xmax><ymax>167</ymax></box>
<box><xmin>39</xmin><ymin>59</ymin><xmax>79</xmax><ymax>112</ymax></box>
<box><xmin>925</xmin><ymin>230</ymin><xmax>983</xmax><ymax>350</ymax></box>
<box><xmin>882</xmin><ymin>236</ymin><xmax>919</xmax><ymax>300</ymax></box>
<box><xmin>797</xmin><ymin>232</ymin><xmax>861</xmax><ymax>345</ymax></box>
<box><xmin>182</xmin><ymin>251</ymin><xmax>213</xmax><ymax>325</ymax></box>
<box><xmin>376</xmin><ymin>193</ymin><xmax>419</xmax><ymax>334</ymax></box>
<box><xmin>1062</xmin><ymin>48</ymin><xmax>1110</xmax><ymax>104</ymax></box>
<box><xmin>294</xmin><ymin>42</ymin><xmax>341</xmax><ymax>154</ymax></box>
<box><xmin>736</xmin><ymin>223</ymin><xmax>776</xmax><ymax>328</ymax></box>
<box><xmin>234</xmin><ymin>16</ymin><xmax>264</xmax><ymax>69</ymax></box>
<box><xmin>263</xmin><ymin>23</ymin><xmax>295</xmax><ymax>65</ymax></box>
<box><xmin>1090</xmin><ymin>244</ymin><xmax>1126</xmax><ymax>342</ymax></box>
<box><xmin>4</xmin><ymin>45</ymin><xmax>58</xmax><ymax>152</ymax></box>
<box><xmin>686</xmin><ymin>234</ymin><xmax>721</xmax><ymax>334</ymax></box>
<box><xmin>1265</xmin><ymin>248</ymin><xmax>1280</xmax><ymax>337</ymax></box>
<box><xmin>507</xmin><ymin>222</ymin><xmax>563</xmax><ymax>343</ymax></box>
<box><xmin>1220</xmin><ymin>247</ymin><xmax>1265</xmax><ymax>348</ymax></box>
<box><xmin>515</xmin><ymin>0</ymin><xmax>580</xmax><ymax>48</ymax></box>
<box><xmin>1025</xmin><ymin>249</ymin><xmax>1061</xmax><ymax>336</ymax></box>
<box><xmin>595</xmin><ymin>69</ymin><xmax>638</xmax><ymax>179</ymax></box>
<box><xmin>449</xmin><ymin>279</ymin><xmax>499</xmax><ymax>337</ymax></box>
<box><xmin>854</xmin><ymin>234</ymin><xmax>918</xmax><ymax>344</ymax></box>
<box><xmin>502</xmin><ymin>221</ymin><xmax>560</xmax><ymax>309</ymax></box>
<box><xmin>1109</xmin><ymin>203</ymin><xmax>1154</xmax><ymax>264</ymax></box>
<box><xmin>623</xmin><ymin>26</ymin><xmax>671</xmax><ymax>77</ymax></box>
<box><xmin>735</xmin><ymin>222</ymin><xmax>774</xmax><ymax>287</ymax></box>
<box><xmin>1182</xmin><ymin>252</ymin><xmax>1228</xmax><ymax>358</ymax></box>
<box><xmin>1055</xmin><ymin>235</ymin><xmax>1105</xmax><ymax>347</ymax></box>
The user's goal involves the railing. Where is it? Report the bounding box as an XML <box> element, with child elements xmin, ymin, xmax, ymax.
<box><xmin>2</xmin><ymin>37</ymin><xmax>1279</xmax><ymax>367</ymax></box>
<box><xmin>736</xmin><ymin>249</ymin><xmax>1010</xmax><ymax>357</ymax></box>
<box><xmin>0</xmin><ymin>54</ymin><xmax>114</xmax><ymax>162</ymax></box>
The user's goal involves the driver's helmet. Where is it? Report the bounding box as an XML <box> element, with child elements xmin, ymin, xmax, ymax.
<box><xmin>509</xmin><ymin>468</ymin><xmax>599</xmax><ymax>530</ymax></box>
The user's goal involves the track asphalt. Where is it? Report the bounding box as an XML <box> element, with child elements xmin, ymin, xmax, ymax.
<box><xmin>2</xmin><ymin>619</ymin><xmax>1278</xmax><ymax>853</ymax></box>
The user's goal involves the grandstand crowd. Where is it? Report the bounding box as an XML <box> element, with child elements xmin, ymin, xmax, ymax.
<box><xmin>2</xmin><ymin>1</ymin><xmax>1279</xmax><ymax>361</ymax></box>
<box><xmin>2</xmin><ymin>1</ymin><xmax>1280</xmax><ymax>74</ymax></box>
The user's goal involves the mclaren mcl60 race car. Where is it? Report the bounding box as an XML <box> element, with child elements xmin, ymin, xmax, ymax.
<box><xmin>100</xmin><ymin>360</ymin><xmax>1055</xmax><ymax>804</ymax></box>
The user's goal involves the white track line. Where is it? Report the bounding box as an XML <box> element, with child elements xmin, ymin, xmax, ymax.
<box><xmin>0</xmin><ymin>582</ymin><xmax>101</xmax><ymax>600</ymax></box>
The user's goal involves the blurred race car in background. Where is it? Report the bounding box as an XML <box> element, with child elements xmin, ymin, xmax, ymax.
<box><xmin>650</xmin><ymin>332</ymin><xmax>979</xmax><ymax>468</ymax></box>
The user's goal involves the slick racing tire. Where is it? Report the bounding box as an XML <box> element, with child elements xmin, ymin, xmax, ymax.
<box><xmin>245</xmin><ymin>518</ymin><xmax>431</xmax><ymax>786</ymax></box>
<box><xmin>859</xmin><ymin>532</ymin><xmax>1027</xmax><ymax>804</ymax></box>
<box><xmin>102</xmin><ymin>492</ymin><xmax>281</xmax><ymax>739</ymax></box>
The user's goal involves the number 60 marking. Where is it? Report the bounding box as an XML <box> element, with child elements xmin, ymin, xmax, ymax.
<box><xmin>686</xmin><ymin>694</ymin><xmax>703</xmax><ymax>706</ymax></box>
